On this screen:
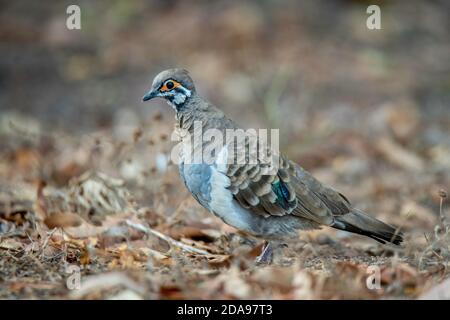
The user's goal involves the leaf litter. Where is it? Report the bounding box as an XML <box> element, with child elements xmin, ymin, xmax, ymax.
<box><xmin>1</xmin><ymin>1</ymin><xmax>450</xmax><ymax>300</ymax></box>
<box><xmin>0</xmin><ymin>111</ymin><xmax>448</xmax><ymax>300</ymax></box>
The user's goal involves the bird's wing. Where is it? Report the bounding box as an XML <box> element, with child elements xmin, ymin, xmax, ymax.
<box><xmin>224</xmin><ymin>146</ymin><xmax>351</xmax><ymax>226</ymax></box>
<box><xmin>288</xmin><ymin>160</ymin><xmax>351</xmax><ymax>225</ymax></box>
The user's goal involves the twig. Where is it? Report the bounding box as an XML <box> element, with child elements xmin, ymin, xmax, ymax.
<box><xmin>438</xmin><ymin>189</ymin><xmax>447</xmax><ymax>230</ymax></box>
<box><xmin>5</xmin><ymin>250</ymin><xmax>20</xmax><ymax>261</ymax></box>
<box><xmin>39</xmin><ymin>228</ymin><xmax>57</xmax><ymax>259</ymax></box>
<box><xmin>380</xmin><ymin>212</ymin><xmax>409</xmax><ymax>259</ymax></box>
<box><xmin>125</xmin><ymin>220</ymin><xmax>210</xmax><ymax>255</ymax></box>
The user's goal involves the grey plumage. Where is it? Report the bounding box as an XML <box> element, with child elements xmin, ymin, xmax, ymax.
<box><xmin>143</xmin><ymin>68</ymin><xmax>403</xmax><ymax>246</ymax></box>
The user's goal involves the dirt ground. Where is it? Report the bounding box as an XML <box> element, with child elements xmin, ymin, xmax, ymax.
<box><xmin>0</xmin><ymin>1</ymin><xmax>450</xmax><ymax>299</ymax></box>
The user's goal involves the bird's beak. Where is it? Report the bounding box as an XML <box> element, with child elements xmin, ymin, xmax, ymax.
<box><xmin>142</xmin><ymin>89</ymin><xmax>158</xmax><ymax>101</ymax></box>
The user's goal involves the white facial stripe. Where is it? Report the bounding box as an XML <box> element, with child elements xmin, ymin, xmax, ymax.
<box><xmin>180</xmin><ymin>86</ymin><xmax>191</xmax><ymax>97</ymax></box>
<box><xmin>173</xmin><ymin>92</ymin><xmax>187</xmax><ymax>105</ymax></box>
<box><xmin>161</xmin><ymin>85</ymin><xmax>191</xmax><ymax>109</ymax></box>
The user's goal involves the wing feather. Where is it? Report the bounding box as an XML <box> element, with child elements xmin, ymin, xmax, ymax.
<box><xmin>225</xmin><ymin>152</ymin><xmax>351</xmax><ymax>226</ymax></box>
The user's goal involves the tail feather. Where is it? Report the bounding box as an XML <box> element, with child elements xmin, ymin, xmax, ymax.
<box><xmin>332</xmin><ymin>208</ymin><xmax>403</xmax><ymax>245</ymax></box>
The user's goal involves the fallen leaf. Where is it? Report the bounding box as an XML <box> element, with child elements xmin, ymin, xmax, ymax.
<box><xmin>44</xmin><ymin>212</ymin><xmax>83</xmax><ymax>229</ymax></box>
<box><xmin>419</xmin><ymin>278</ymin><xmax>450</xmax><ymax>299</ymax></box>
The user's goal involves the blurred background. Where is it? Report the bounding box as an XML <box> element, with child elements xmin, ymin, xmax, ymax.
<box><xmin>0</xmin><ymin>0</ymin><xmax>450</xmax><ymax>299</ymax></box>
<box><xmin>1</xmin><ymin>0</ymin><xmax>449</xmax><ymax>210</ymax></box>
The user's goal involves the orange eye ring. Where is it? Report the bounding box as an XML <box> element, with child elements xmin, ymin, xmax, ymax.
<box><xmin>160</xmin><ymin>80</ymin><xmax>180</xmax><ymax>92</ymax></box>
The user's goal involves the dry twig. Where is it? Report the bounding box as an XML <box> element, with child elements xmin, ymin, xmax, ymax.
<box><xmin>125</xmin><ymin>220</ymin><xmax>210</xmax><ymax>255</ymax></box>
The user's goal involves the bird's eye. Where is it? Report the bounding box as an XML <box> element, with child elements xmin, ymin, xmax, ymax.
<box><xmin>165</xmin><ymin>81</ymin><xmax>174</xmax><ymax>90</ymax></box>
<box><xmin>160</xmin><ymin>80</ymin><xmax>179</xmax><ymax>92</ymax></box>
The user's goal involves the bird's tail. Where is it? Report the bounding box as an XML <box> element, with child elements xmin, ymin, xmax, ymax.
<box><xmin>332</xmin><ymin>208</ymin><xmax>403</xmax><ymax>245</ymax></box>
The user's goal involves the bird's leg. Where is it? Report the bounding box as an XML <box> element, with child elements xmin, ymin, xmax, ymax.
<box><xmin>255</xmin><ymin>240</ymin><xmax>273</xmax><ymax>265</ymax></box>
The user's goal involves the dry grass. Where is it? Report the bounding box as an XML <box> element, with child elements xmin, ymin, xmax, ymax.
<box><xmin>1</xmin><ymin>0</ymin><xmax>449</xmax><ymax>300</ymax></box>
<box><xmin>0</xmin><ymin>107</ymin><xmax>449</xmax><ymax>300</ymax></box>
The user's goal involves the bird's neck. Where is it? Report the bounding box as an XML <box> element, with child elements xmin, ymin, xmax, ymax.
<box><xmin>175</xmin><ymin>95</ymin><xmax>230</xmax><ymax>133</ymax></box>
<box><xmin>174</xmin><ymin>95</ymin><xmax>238</xmax><ymax>165</ymax></box>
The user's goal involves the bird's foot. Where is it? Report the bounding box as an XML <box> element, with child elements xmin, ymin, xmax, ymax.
<box><xmin>255</xmin><ymin>241</ymin><xmax>273</xmax><ymax>265</ymax></box>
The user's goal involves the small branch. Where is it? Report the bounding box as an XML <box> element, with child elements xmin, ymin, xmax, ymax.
<box><xmin>438</xmin><ymin>189</ymin><xmax>448</xmax><ymax>230</ymax></box>
<box><xmin>125</xmin><ymin>220</ymin><xmax>210</xmax><ymax>255</ymax></box>
<box><xmin>39</xmin><ymin>228</ymin><xmax>57</xmax><ymax>259</ymax></box>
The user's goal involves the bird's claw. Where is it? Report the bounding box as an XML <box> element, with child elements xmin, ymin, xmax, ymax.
<box><xmin>255</xmin><ymin>241</ymin><xmax>273</xmax><ymax>265</ymax></box>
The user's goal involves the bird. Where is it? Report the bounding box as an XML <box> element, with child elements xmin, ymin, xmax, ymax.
<box><xmin>142</xmin><ymin>68</ymin><xmax>403</xmax><ymax>263</ymax></box>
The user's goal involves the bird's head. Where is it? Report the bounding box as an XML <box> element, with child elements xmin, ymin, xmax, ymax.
<box><xmin>142</xmin><ymin>68</ymin><xmax>195</xmax><ymax>111</ymax></box>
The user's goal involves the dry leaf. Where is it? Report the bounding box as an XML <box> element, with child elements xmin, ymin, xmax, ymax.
<box><xmin>223</xmin><ymin>267</ymin><xmax>251</xmax><ymax>299</ymax></box>
<box><xmin>376</xmin><ymin>137</ymin><xmax>424</xmax><ymax>171</ymax></box>
<box><xmin>43</xmin><ymin>212</ymin><xmax>83</xmax><ymax>229</ymax></box>
<box><xmin>419</xmin><ymin>278</ymin><xmax>450</xmax><ymax>300</ymax></box>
